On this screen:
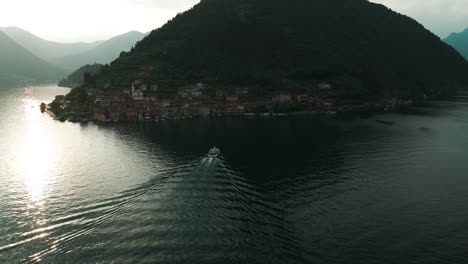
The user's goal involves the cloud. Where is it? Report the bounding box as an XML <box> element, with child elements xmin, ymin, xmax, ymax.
<box><xmin>370</xmin><ymin>0</ymin><xmax>468</xmax><ymax>38</ymax></box>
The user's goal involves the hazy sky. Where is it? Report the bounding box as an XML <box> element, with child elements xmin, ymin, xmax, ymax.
<box><xmin>370</xmin><ymin>0</ymin><xmax>468</xmax><ymax>38</ymax></box>
<box><xmin>0</xmin><ymin>0</ymin><xmax>467</xmax><ymax>43</ymax></box>
<box><xmin>0</xmin><ymin>0</ymin><xmax>200</xmax><ymax>43</ymax></box>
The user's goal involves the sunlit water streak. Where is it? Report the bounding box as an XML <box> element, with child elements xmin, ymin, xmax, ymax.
<box><xmin>1</xmin><ymin>86</ymin><xmax>468</xmax><ymax>263</ymax></box>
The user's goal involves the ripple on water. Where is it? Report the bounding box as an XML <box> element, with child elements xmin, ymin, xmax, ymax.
<box><xmin>1</xmin><ymin>156</ymin><xmax>305</xmax><ymax>263</ymax></box>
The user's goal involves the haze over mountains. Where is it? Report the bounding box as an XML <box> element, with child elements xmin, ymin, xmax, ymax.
<box><xmin>50</xmin><ymin>31</ymin><xmax>146</xmax><ymax>71</ymax></box>
<box><xmin>0</xmin><ymin>27</ymin><xmax>146</xmax><ymax>85</ymax></box>
<box><xmin>445</xmin><ymin>29</ymin><xmax>468</xmax><ymax>60</ymax></box>
<box><xmin>0</xmin><ymin>27</ymin><xmax>103</xmax><ymax>62</ymax></box>
<box><xmin>0</xmin><ymin>31</ymin><xmax>64</xmax><ymax>85</ymax></box>
<box><xmin>94</xmin><ymin>0</ymin><xmax>468</xmax><ymax>99</ymax></box>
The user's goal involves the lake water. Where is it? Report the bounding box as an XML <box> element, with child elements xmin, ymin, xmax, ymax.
<box><xmin>1</xmin><ymin>85</ymin><xmax>468</xmax><ymax>263</ymax></box>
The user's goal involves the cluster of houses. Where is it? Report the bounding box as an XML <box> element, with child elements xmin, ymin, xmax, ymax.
<box><xmin>51</xmin><ymin>80</ymin><xmax>413</xmax><ymax>122</ymax></box>
<box><xmin>82</xmin><ymin>81</ymin><xmax>344</xmax><ymax>122</ymax></box>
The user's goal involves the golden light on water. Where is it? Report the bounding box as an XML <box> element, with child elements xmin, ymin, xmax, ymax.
<box><xmin>15</xmin><ymin>96</ymin><xmax>55</xmax><ymax>206</ymax></box>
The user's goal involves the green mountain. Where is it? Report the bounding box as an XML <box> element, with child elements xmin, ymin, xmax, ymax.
<box><xmin>58</xmin><ymin>63</ymin><xmax>103</xmax><ymax>88</ymax></box>
<box><xmin>93</xmin><ymin>0</ymin><xmax>468</xmax><ymax>99</ymax></box>
<box><xmin>51</xmin><ymin>31</ymin><xmax>146</xmax><ymax>71</ymax></box>
<box><xmin>0</xmin><ymin>26</ymin><xmax>103</xmax><ymax>62</ymax></box>
<box><xmin>0</xmin><ymin>31</ymin><xmax>64</xmax><ymax>85</ymax></box>
<box><xmin>445</xmin><ymin>29</ymin><xmax>468</xmax><ymax>60</ymax></box>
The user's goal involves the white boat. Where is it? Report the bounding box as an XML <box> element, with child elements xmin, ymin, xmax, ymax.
<box><xmin>208</xmin><ymin>146</ymin><xmax>221</xmax><ymax>158</ymax></box>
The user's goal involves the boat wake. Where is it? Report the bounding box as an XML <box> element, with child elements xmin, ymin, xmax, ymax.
<box><xmin>1</xmin><ymin>155</ymin><xmax>306</xmax><ymax>263</ymax></box>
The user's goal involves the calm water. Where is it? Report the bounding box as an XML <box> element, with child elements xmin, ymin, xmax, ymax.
<box><xmin>1</xmin><ymin>85</ymin><xmax>468</xmax><ymax>263</ymax></box>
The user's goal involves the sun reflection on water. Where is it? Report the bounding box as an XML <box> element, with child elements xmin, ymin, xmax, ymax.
<box><xmin>15</xmin><ymin>96</ymin><xmax>55</xmax><ymax>208</ymax></box>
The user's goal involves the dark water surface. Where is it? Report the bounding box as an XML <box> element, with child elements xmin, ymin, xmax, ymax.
<box><xmin>1</xmin><ymin>86</ymin><xmax>468</xmax><ymax>263</ymax></box>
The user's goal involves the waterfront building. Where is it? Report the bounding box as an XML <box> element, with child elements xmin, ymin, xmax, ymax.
<box><xmin>226</xmin><ymin>96</ymin><xmax>239</xmax><ymax>104</ymax></box>
<box><xmin>273</xmin><ymin>93</ymin><xmax>292</xmax><ymax>104</ymax></box>
<box><xmin>235</xmin><ymin>87</ymin><xmax>249</xmax><ymax>96</ymax></box>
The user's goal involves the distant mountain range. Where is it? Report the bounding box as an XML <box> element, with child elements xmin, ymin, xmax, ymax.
<box><xmin>0</xmin><ymin>27</ymin><xmax>103</xmax><ymax>62</ymax></box>
<box><xmin>0</xmin><ymin>27</ymin><xmax>147</xmax><ymax>85</ymax></box>
<box><xmin>0</xmin><ymin>31</ymin><xmax>64</xmax><ymax>85</ymax></box>
<box><xmin>93</xmin><ymin>0</ymin><xmax>468</xmax><ymax>99</ymax></box>
<box><xmin>50</xmin><ymin>31</ymin><xmax>146</xmax><ymax>71</ymax></box>
<box><xmin>445</xmin><ymin>29</ymin><xmax>468</xmax><ymax>60</ymax></box>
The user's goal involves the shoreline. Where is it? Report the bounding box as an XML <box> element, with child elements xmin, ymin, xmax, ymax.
<box><xmin>45</xmin><ymin>109</ymin><xmax>57</xmax><ymax>118</ymax></box>
<box><xmin>46</xmin><ymin>106</ymin><xmax>416</xmax><ymax>124</ymax></box>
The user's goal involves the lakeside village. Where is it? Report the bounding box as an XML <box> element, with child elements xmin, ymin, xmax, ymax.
<box><xmin>48</xmin><ymin>80</ymin><xmax>414</xmax><ymax>122</ymax></box>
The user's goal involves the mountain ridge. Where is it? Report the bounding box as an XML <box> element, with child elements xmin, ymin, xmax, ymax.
<box><xmin>0</xmin><ymin>26</ymin><xmax>103</xmax><ymax>61</ymax></box>
<box><xmin>0</xmin><ymin>30</ymin><xmax>65</xmax><ymax>85</ymax></box>
<box><xmin>1</xmin><ymin>27</ymin><xmax>146</xmax><ymax>74</ymax></box>
<box><xmin>91</xmin><ymin>0</ymin><xmax>468</xmax><ymax>99</ymax></box>
<box><xmin>50</xmin><ymin>31</ymin><xmax>146</xmax><ymax>71</ymax></box>
<box><xmin>445</xmin><ymin>28</ymin><xmax>468</xmax><ymax>60</ymax></box>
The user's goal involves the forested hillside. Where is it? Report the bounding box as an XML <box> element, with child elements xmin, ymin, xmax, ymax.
<box><xmin>90</xmin><ymin>0</ymin><xmax>468</xmax><ymax>99</ymax></box>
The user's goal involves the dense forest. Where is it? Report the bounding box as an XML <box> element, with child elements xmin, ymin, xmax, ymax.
<box><xmin>58</xmin><ymin>64</ymin><xmax>103</xmax><ymax>88</ymax></box>
<box><xmin>93</xmin><ymin>0</ymin><xmax>468</xmax><ymax>99</ymax></box>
